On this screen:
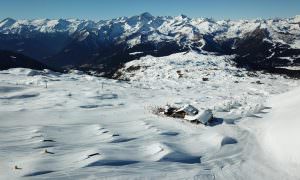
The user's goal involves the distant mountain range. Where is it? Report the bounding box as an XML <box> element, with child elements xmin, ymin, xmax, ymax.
<box><xmin>0</xmin><ymin>13</ymin><xmax>300</xmax><ymax>77</ymax></box>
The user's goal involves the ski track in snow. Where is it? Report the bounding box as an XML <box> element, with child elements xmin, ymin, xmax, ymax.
<box><xmin>0</xmin><ymin>67</ymin><xmax>299</xmax><ymax>180</ymax></box>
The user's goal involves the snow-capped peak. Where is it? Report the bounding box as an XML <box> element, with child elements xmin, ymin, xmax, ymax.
<box><xmin>175</xmin><ymin>14</ymin><xmax>189</xmax><ymax>21</ymax></box>
<box><xmin>293</xmin><ymin>15</ymin><xmax>300</xmax><ymax>23</ymax></box>
<box><xmin>139</xmin><ymin>12</ymin><xmax>154</xmax><ymax>19</ymax></box>
<box><xmin>0</xmin><ymin>17</ymin><xmax>16</xmax><ymax>28</ymax></box>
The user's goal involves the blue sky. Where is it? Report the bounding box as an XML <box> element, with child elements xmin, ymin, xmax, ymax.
<box><xmin>0</xmin><ymin>0</ymin><xmax>299</xmax><ymax>20</ymax></box>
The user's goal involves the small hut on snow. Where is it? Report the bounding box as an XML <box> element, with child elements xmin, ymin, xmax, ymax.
<box><xmin>163</xmin><ymin>104</ymin><xmax>213</xmax><ymax>125</ymax></box>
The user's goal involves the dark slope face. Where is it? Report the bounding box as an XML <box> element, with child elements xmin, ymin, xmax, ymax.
<box><xmin>230</xmin><ymin>28</ymin><xmax>300</xmax><ymax>77</ymax></box>
<box><xmin>47</xmin><ymin>35</ymin><xmax>187</xmax><ymax>76</ymax></box>
<box><xmin>0</xmin><ymin>50</ymin><xmax>57</xmax><ymax>71</ymax></box>
<box><xmin>0</xmin><ymin>32</ymin><xmax>72</xmax><ymax>61</ymax></box>
<box><xmin>1</xmin><ymin>14</ymin><xmax>300</xmax><ymax>77</ymax></box>
<box><xmin>233</xmin><ymin>28</ymin><xmax>289</xmax><ymax>67</ymax></box>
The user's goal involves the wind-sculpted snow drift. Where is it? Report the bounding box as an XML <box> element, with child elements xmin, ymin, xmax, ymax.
<box><xmin>1</xmin><ymin>13</ymin><xmax>300</xmax><ymax>76</ymax></box>
<box><xmin>261</xmin><ymin>87</ymin><xmax>300</xmax><ymax>177</ymax></box>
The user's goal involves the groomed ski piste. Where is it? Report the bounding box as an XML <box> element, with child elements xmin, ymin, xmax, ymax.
<box><xmin>0</xmin><ymin>51</ymin><xmax>300</xmax><ymax>179</ymax></box>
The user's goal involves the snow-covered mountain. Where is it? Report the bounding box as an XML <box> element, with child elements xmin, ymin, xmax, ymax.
<box><xmin>1</xmin><ymin>13</ymin><xmax>300</xmax><ymax>76</ymax></box>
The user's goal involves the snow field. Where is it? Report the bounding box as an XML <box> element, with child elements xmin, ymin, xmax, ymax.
<box><xmin>0</xmin><ymin>63</ymin><xmax>298</xmax><ymax>179</ymax></box>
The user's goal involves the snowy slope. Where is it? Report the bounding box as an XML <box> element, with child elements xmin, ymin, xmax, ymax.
<box><xmin>260</xmin><ymin>87</ymin><xmax>300</xmax><ymax>177</ymax></box>
<box><xmin>0</xmin><ymin>61</ymin><xmax>299</xmax><ymax>179</ymax></box>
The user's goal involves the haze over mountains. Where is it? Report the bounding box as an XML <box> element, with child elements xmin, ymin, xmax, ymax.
<box><xmin>0</xmin><ymin>13</ymin><xmax>300</xmax><ymax>76</ymax></box>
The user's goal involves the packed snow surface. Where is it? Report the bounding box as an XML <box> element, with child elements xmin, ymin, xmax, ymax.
<box><xmin>261</xmin><ymin>86</ymin><xmax>300</xmax><ymax>178</ymax></box>
<box><xmin>0</xmin><ymin>52</ymin><xmax>299</xmax><ymax>179</ymax></box>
